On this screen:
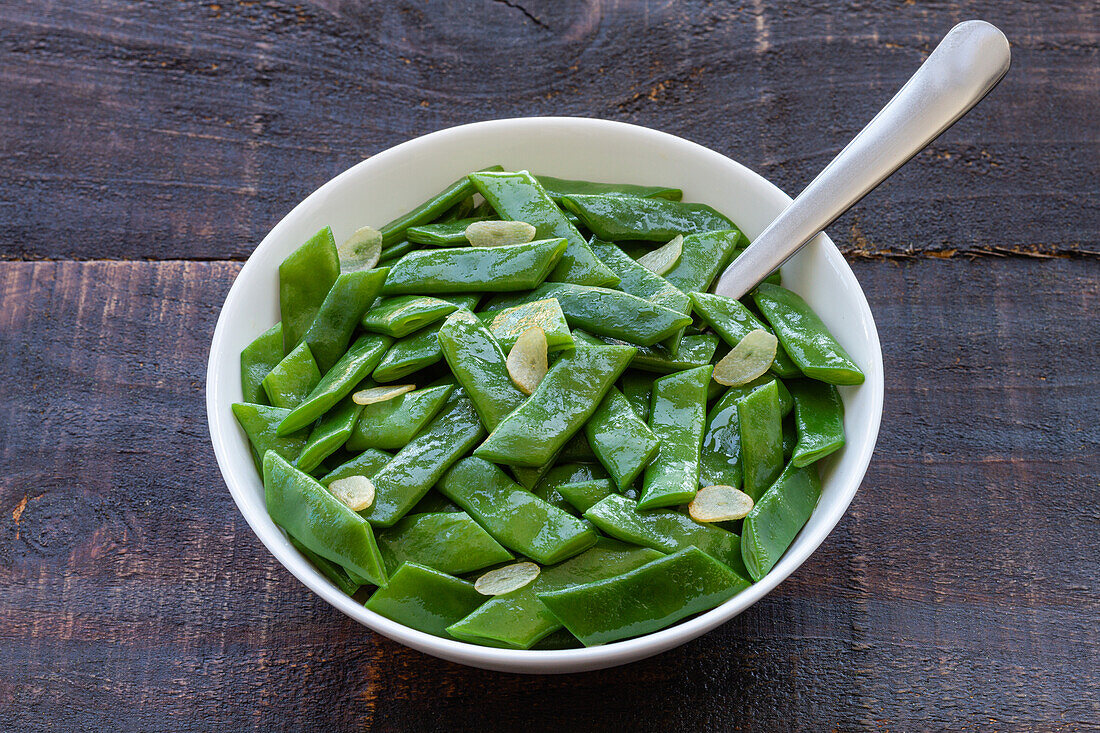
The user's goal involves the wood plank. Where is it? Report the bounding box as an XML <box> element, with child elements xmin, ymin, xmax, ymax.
<box><xmin>0</xmin><ymin>0</ymin><xmax>1095</xmax><ymax>260</ymax></box>
<box><xmin>0</xmin><ymin>257</ymin><xmax>1095</xmax><ymax>729</ymax></box>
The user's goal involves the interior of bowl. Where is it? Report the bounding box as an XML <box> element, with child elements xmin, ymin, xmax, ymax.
<box><xmin>206</xmin><ymin>117</ymin><xmax>884</xmax><ymax>673</ymax></box>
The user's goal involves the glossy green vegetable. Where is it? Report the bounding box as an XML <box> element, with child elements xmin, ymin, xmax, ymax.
<box><xmin>638</xmin><ymin>365</ymin><xmax>711</xmax><ymax>509</ymax></box>
<box><xmin>558</xmin><ymin>432</ymin><xmax>596</xmax><ymax>463</ymax></box>
<box><xmin>788</xmin><ymin>379</ymin><xmax>846</xmax><ymax>466</ymax></box>
<box><xmin>556</xmin><ymin>478</ymin><xmax>616</xmax><ymax>514</ymax></box>
<box><xmin>363</xmin><ymin>388</ymin><xmax>485</xmax><ymax>527</ymax></box>
<box><xmin>296</xmin><ymin>394</ymin><xmax>364</xmax><ymax>472</ymax></box>
<box><xmin>689</xmin><ymin>290</ymin><xmax>801</xmax><ymax>379</ymax></box>
<box><xmin>535</xmin><ymin>175</ymin><xmax>683</xmax><ymax>203</ymax></box>
<box><xmin>559</xmin><ymin>194</ymin><xmax>733</xmax><ymax>242</ymax></box>
<box><xmin>439</xmin><ymin>458</ymin><xmax>598</xmax><ymax>564</ymax></box>
<box><xmin>752</xmin><ymin>283</ymin><xmax>865</xmax><ymax>385</ymax></box>
<box><xmin>361</xmin><ymin>295</ymin><xmax>458</xmax><ymax>338</ymax></box>
<box><xmin>488</xmin><ymin>283</ymin><xmax>693</xmax><ymax>347</ymax></box>
<box><xmin>364</xmin><ymin>562</ymin><xmax>484</xmax><ymax>637</ymax></box>
<box><xmin>263</xmin><ymin>451</ymin><xmax>387</xmax><ymax>586</ymax></box>
<box><xmin>584</xmin><ymin>387</ymin><xmax>660</xmax><ymax>490</ymax></box>
<box><xmin>628</xmin><ymin>333</ymin><xmax>719</xmax><ymax>374</ymax></box>
<box><xmin>699</xmin><ymin>389</ymin><xmax>742</xmax><ymax>489</ymax></box>
<box><xmin>782</xmin><ymin>414</ymin><xmax>797</xmax><ymax>460</ymax></box>
<box><xmin>232</xmin><ymin>403</ymin><xmax>308</xmax><ymax>469</ymax></box>
<box><xmin>378</xmin><ymin>239</ymin><xmax>417</xmax><ymax>263</ymax></box>
<box><xmin>318</xmin><ymin>449</ymin><xmax>392</xmax><ymax>489</ymax></box>
<box><xmin>619</xmin><ymin>370</ymin><xmax>653</xmax><ymax>422</ymax></box>
<box><xmin>584</xmin><ymin>493</ymin><xmax>747</xmax><ymax>577</ymax></box>
<box><xmin>477</xmin><ymin>298</ymin><xmax>574</xmax><ymax>352</ymax></box>
<box><xmin>289</xmin><ymin>535</ymin><xmax>363</xmax><ymax>596</ymax></box>
<box><xmin>468</xmin><ymin>170</ymin><xmax>620</xmax><ymax>288</ymax></box>
<box><xmin>262</xmin><ymin>342</ymin><xmax>321</xmax><ymax>409</ymax></box>
<box><xmin>408</xmin><ymin>490</ymin><xmax>462</xmax><ymax>515</ymax></box>
<box><xmin>741</xmin><ymin>463</ymin><xmax>821</xmax><ymax>581</ymax></box>
<box><xmin>379</xmin><ymin>165</ymin><xmax>503</xmax><ymax>248</ymax></box>
<box><xmin>370</xmin><ymin>323</ymin><xmax>445</xmax><ymax>382</ymax></box>
<box><xmin>376</xmin><ymin>512</ymin><xmax>513</xmax><ymax>575</ymax></box>
<box><xmin>279</xmin><ymin>227</ymin><xmax>341</xmax><ymax>354</ymax></box>
<box><xmin>737</xmin><ymin>380</ymin><xmax>784</xmax><ymax>501</ymax></box>
<box><xmin>662</xmin><ymin>229</ymin><xmax>745</xmax><ymax>293</ymax></box>
<box><xmin>301</xmin><ymin>268</ymin><xmax>389</xmax><ymax>372</ymax></box>
<box><xmin>277</xmin><ymin>334</ymin><xmax>393</xmax><ymax>435</ymax></box>
<box><xmin>405</xmin><ymin>216</ymin><xmax>489</xmax><ymax>245</ymax></box>
<box><xmin>240</xmin><ymin>323</ymin><xmax>284</xmax><ymax>405</ymax></box>
<box><xmin>474</xmin><ymin>344</ymin><xmax>636</xmax><ymax>467</ymax></box>
<box><xmin>533</xmin><ymin>462</ymin><xmax>608</xmax><ymax>514</ymax></box>
<box><xmin>382</xmin><ymin>239</ymin><xmax>567</xmax><ymax>295</ymax></box>
<box><xmin>437</xmin><ymin>309</ymin><xmax>526</xmax><ymax>432</ymax></box>
<box><xmin>537</xmin><ymin>547</ymin><xmax>750</xmax><ymax>646</ymax></box>
<box><xmin>446</xmin><ymin>538</ymin><xmax>662</xmax><ymax>649</ymax></box>
<box><xmin>345</xmin><ymin>384</ymin><xmax>453</xmax><ymax>451</ymax></box>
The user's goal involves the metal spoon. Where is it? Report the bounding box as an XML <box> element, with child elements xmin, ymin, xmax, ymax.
<box><xmin>714</xmin><ymin>20</ymin><xmax>1011</xmax><ymax>300</ymax></box>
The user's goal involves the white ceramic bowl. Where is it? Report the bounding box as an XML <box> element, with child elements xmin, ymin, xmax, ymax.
<box><xmin>206</xmin><ymin>117</ymin><xmax>884</xmax><ymax>674</ymax></box>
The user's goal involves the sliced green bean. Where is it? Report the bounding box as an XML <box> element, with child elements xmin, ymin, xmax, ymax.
<box><xmin>689</xmin><ymin>290</ymin><xmax>801</xmax><ymax>379</ymax></box>
<box><xmin>477</xmin><ymin>298</ymin><xmax>574</xmax><ymax>352</ymax></box>
<box><xmin>360</xmin><ymin>295</ymin><xmax>458</xmax><ymax>338</ymax></box>
<box><xmin>468</xmin><ymin>171</ymin><xmax>620</xmax><ymax>287</ymax></box>
<box><xmin>364</xmin><ymin>562</ymin><xmax>484</xmax><ymax>637</ymax></box>
<box><xmin>584</xmin><ymin>387</ymin><xmax>660</xmax><ymax>490</ymax></box>
<box><xmin>405</xmin><ymin>216</ymin><xmax>490</xmax><ymax>245</ymax></box>
<box><xmin>741</xmin><ymin>463</ymin><xmax>821</xmax><ymax>581</ymax></box>
<box><xmin>346</xmin><ymin>384</ymin><xmax>453</xmax><ymax>451</ymax></box>
<box><xmin>240</xmin><ymin>323</ymin><xmax>283</xmax><ymax>405</ymax></box>
<box><xmin>619</xmin><ymin>370</ymin><xmax>654</xmax><ymax>422</ymax></box>
<box><xmin>439</xmin><ymin>458</ymin><xmax>598</xmax><ymax>564</ymax></box>
<box><xmin>279</xmin><ymin>226</ymin><xmax>341</xmax><ymax>354</ymax></box>
<box><xmin>261</xmin><ymin>341</ymin><xmax>321</xmax><ymax>409</ymax></box>
<box><xmin>371</xmin><ymin>323</ymin><xmax>445</xmax><ymax>383</ymax></box>
<box><xmin>383</xmin><ymin>239</ymin><xmax>567</xmax><ymax>295</ymax></box>
<box><xmin>437</xmin><ymin>309</ymin><xmax>526</xmax><ymax>432</ymax></box>
<box><xmin>533</xmin><ymin>463</ymin><xmax>608</xmax><ymax>514</ymax></box>
<box><xmin>638</xmin><ymin>365</ymin><xmax>711</xmax><ymax>509</ymax></box>
<box><xmin>752</xmin><ymin>283</ymin><xmax>865</xmax><ymax>385</ymax></box>
<box><xmin>232</xmin><ymin>402</ymin><xmax>308</xmax><ymax>469</ymax></box>
<box><xmin>378</xmin><ymin>239</ymin><xmax>418</xmax><ymax>263</ymax></box>
<box><xmin>302</xmin><ymin>268</ymin><xmax>389</xmax><ymax>372</ymax></box>
<box><xmin>377</xmin><ymin>512</ymin><xmax>513</xmax><ymax>575</ymax></box>
<box><xmin>277</xmin><ymin>334</ymin><xmax>392</xmax><ymax>435</ymax></box>
<box><xmin>296</xmin><ymin>394</ymin><xmax>365</xmax><ymax>472</ymax></box>
<box><xmin>289</xmin><ymin>535</ymin><xmax>363</xmax><ymax>596</ymax></box>
<box><xmin>318</xmin><ymin>448</ymin><xmax>392</xmax><ymax>486</ymax></box>
<box><xmin>556</xmin><ymin>479</ymin><xmax>616</xmax><ymax>514</ymax></box>
<box><xmin>789</xmin><ymin>379</ymin><xmax>845</xmax><ymax>466</ymax></box>
<box><xmin>663</xmin><ymin>229</ymin><xmax>745</xmax><ymax>293</ymax></box>
<box><xmin>379</xmin><ymin>165</ymin><xmax>503</xmax><ymax>248</ymax></box>
<box><xmin>737</xmin><ymin>380</ymin><xmax>784</xmax><ymax>501</ymax></box>
<box><xmin>474</xmin><ymin>344</ymin><xmax>636</xmax><ymax>467</ymax></box>
<box><xmin>559</xmin><ymin>194</ymin><xmax>733</xmax><ymax>242</ymax></box>
<box><xmin>535</xmin><ymin>175</ymin><xmax>683</xmax><ymax>203</ymax></box>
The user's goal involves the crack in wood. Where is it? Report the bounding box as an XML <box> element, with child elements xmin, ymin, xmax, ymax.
<box><xmin>490</xmin><ymin>0</ymin><xmax>549</xmax><ymax>30</ymax></box>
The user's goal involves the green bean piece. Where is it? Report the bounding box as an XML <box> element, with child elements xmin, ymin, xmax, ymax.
<box><xmin>585</xmin><ymin>493</ymin><xmax>747</xmax><ymax>577</ymax></box>
<box><xmin>277</xmin><ymin>334</ymin><xmax>393</xmax><ymax>436</ymax></box>
<box><xmin>559</xmin><ymin>194</ymin><xmax>733</xmax><ymax>242</ymax></box>
<box><xmin>378</xmin><ymin>239</ymin><xmax>418</xmax><ymax>263</ymax></box>
<box><xmin>240</xmin><ymin>323</ymin><xmax>284</xmax><ymax>405</ymax></box>
<box><xmin>437</xmin><ymin>309</ymin><xmax>526</xmax><ymax>432</ymax></box>
<box><xmin>782</xmin><ymin>414</ymin><xmax>797</xmax><ymax>460</ymax></box>
<box><xmin>263</xmin><ymin>451</ymin><xmax>387</xmax><ymax>587</ymax></box>
<box><xmin>741</xmin><ymin>463</ymin><xmax>822</xmax><ymax>581</ymax></box>
<box><xmin>364</xmin><ymin>562</ymin><xmax>484</xmax><ymax>637</ymax></box>
<box><xmin>558</xmin><ymin>432</ymin><xmax>597</xmax><ymax>463</ymax></box>
<box><xmin>288</xmin><ymin>535</ymin><xmax>363</xmax><ymax>596</ymax></box>
<box><xmin>535</xmin><ymin>175</ymin><xmax>683</xmax><ymax>203</ymax></box>
<box><xmin>638</xmin><ymin>365</ymin><xmax>711</xmax><ymax>509</ymax></box>
<box><xmin>474</xmin><ymin>344</ymin><xmax>636</xmax><ymax>467</ymax></box>
<box><xmin>556</xmin><ymin>479</ymin><xmax>616</xmax><ymax>514</ymax></box>
<box><xmin>408</xmin><ymin>490</ymin><xmax>462</xmax><ymax>515</ymax></box>
<box><xmin>360</xmin><ymin>295</ymin><xmax>458</xmax><ymax>338</ymax></box>
<box><xmin>468</xmin><ymin>171</ymin><xmax>620</xmax><ymax>287</ymax></box>
<box><xmin>371</xmin><ymin>323</ymin><xmax>445</xmax><ymax>382</ymax></box>
<box><xmin>379</xmin><ymin>165</ymin><xmax>503</xmax><ymax>248</ymax></box>
<box><xmin>537</xmin><ymin>547</ymin><xmax>750</xmax><ymax>646</ymax></box>
<box><xmin>382</xmin><ymin>239</ymin><xmax>567</xmax><ymax>295</ymax></box>
<box><xmin>376</xmin><ymin>512</ymin><xmax>513</xmax><ymax>576</ymax></box>
<box><xmin>405</xmin><ymin>216</ymin><xmax>489</xmax><ymax>246</ymax></box>
<box><xmin>296</xmin><ymin>394</ymin><xmax>365</xmax><ymax>472</ymax></box>
<box><xmin>446</xmin><ymin>538</ymin><xmax>663</xmax><ymax>649</ymax></box>
<box><xmin>438</xmin><ymin>194</ymin><xmax>476</xmax><ymax>223</ymax></box>
<box><xmin>737</xmin><ymin>380</ymin><xmax>784</xmax><ymax>501</ymax></box>
<box><xmin>752</xmin><ymin>283</ymin><xmax>865</xmax><ymax>385</ymax></box>
<box><xmin>628</xmin><ymin>333</ymin><xmax>719</xmax><ymax>374</ymax></box>
<box><xmin>363</xmin><ymin>388</ymin><xmax>486</xmax><ymax>528</ymax></box>
<box><xmin>660</xmin><ymin>228</ymin><xmax>746</xmax><ymax>293</ymax></box>
<box><xmin>788</xmin><ymin>380</ymin><xmax>846</xmax><ymax>467</ymax></box>
<box><xmin>476</xmin><ymin>298</ymin><xmax>574</xmax><ymax>352</ymax></box>
<box><xmin>318</xmin><ymin>448</ymin><xmax>393</xmax><ymax>486</ymax></box>
<box><xmin>261</xmin><ymin>342</ymin><xmax>321</xmax><ymax>409</ymax></box>
<box><xmin>301</xmin><ymin>268</ymin><xmax>389</xmax><ymax>372</ymax></box>
<box><xmin>509</xmin><ymin>454</ymin><xmax>559</xmax><ymax>491</ymax></box>
<box><xmin>584</xmin><ymin>387</ymin><xmax>660</xmax><ymax>490</ymax></box>
<box><xmin>699</xmin><ymin>381</ymin><xmax>777</xmax><ymax>490</ymax></box>
<box><xmin>232</xmin><ymin>403</ymin><xmax>309</xmax><ymax>469</ymax></box>
<box><xmin>279</xmin><ymin>227</ymin><xmax>341</xmax><ymax>354</ymax></box>
<box><xmin>439</xmin><ymin>458</ymin><xmax>598</xmax><ymax>564</ymax></box>
<box><xmin>532</xmin><ymin>463</ymin><xmax>608</xmax><ymax>514</ymax></box>
<box><xmin>619</xmin><ymin>371</ymin><xmax>654</xmax><ymax>422</ymax></box>
<box><xmin>689</xmin><ymin>290</ymin><xmax>801</xmax><ymax>379</ymax></box>
<box><xmin>345</xmin><ymin>384</ymin><xmax>453</xmax><ymax>451</ymax></box>
<box><xmin>588</xmin><ymin>239</ymin><xmax>692</xmax><ymax>354</ymax></box>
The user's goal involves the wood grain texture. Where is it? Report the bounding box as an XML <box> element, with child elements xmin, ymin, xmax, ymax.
<box><xmin>0</xmin><ymin>258</ymin><xmax>1096</xmax><ymax>730</ymax></box>
<box><xmin>0</xmin><ymin>0</ymin><xmax>1096</xmax><ymax>261</ymax></box>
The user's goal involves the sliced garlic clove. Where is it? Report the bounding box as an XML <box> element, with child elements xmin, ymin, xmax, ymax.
<box><xmin>506</xmin><ymin>326</ymin><xmax>548</xmax><ymax>396</ymax></box>
<box><xmin>465</xmin><ymin>220</ymin><xmax>538</xmax><ymax>248</ymax></box>
<box><xmin>689</xmin><ymin>484</ymin><xmax>755</xmax><ymax>522</ymax></box>
<box><xmin>712</xmin><ymin>329</ymin><xmax>778</xmax><ymax>386</ymax></box>
<box><xmin>474</xmin><ymin>561</ymin><xmax>541</xmax><ymax>595</ymax></box>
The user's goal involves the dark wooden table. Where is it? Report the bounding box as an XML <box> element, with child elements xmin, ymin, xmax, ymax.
<box><xmin>1</xmin><ymin>1</ymin><xmax>1096</xmax><ymax>730</ymax></box>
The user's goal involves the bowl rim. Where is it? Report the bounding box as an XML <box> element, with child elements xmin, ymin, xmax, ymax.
<box><xmin>206</xmin><ymin>116</ymin><xmax>884</xmax><ymax>673</ymax></box>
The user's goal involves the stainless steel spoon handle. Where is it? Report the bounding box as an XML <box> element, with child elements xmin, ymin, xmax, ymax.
<box><xmin>714</xmin><ymin>20</ymin><xmax>1011</xmax><ymax>300</ymax></box>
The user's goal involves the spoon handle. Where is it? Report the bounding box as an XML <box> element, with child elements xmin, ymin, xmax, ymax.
<box><xmin>714</xmin><ymin>20</ymin><xmax>1011</xmax><ymax>300</ymax></box>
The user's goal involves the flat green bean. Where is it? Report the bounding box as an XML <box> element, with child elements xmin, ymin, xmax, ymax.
<box><xmin>638</xmin><ymin>365</ymin><xmax>711</xmax><ymax>509</ymax></box>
